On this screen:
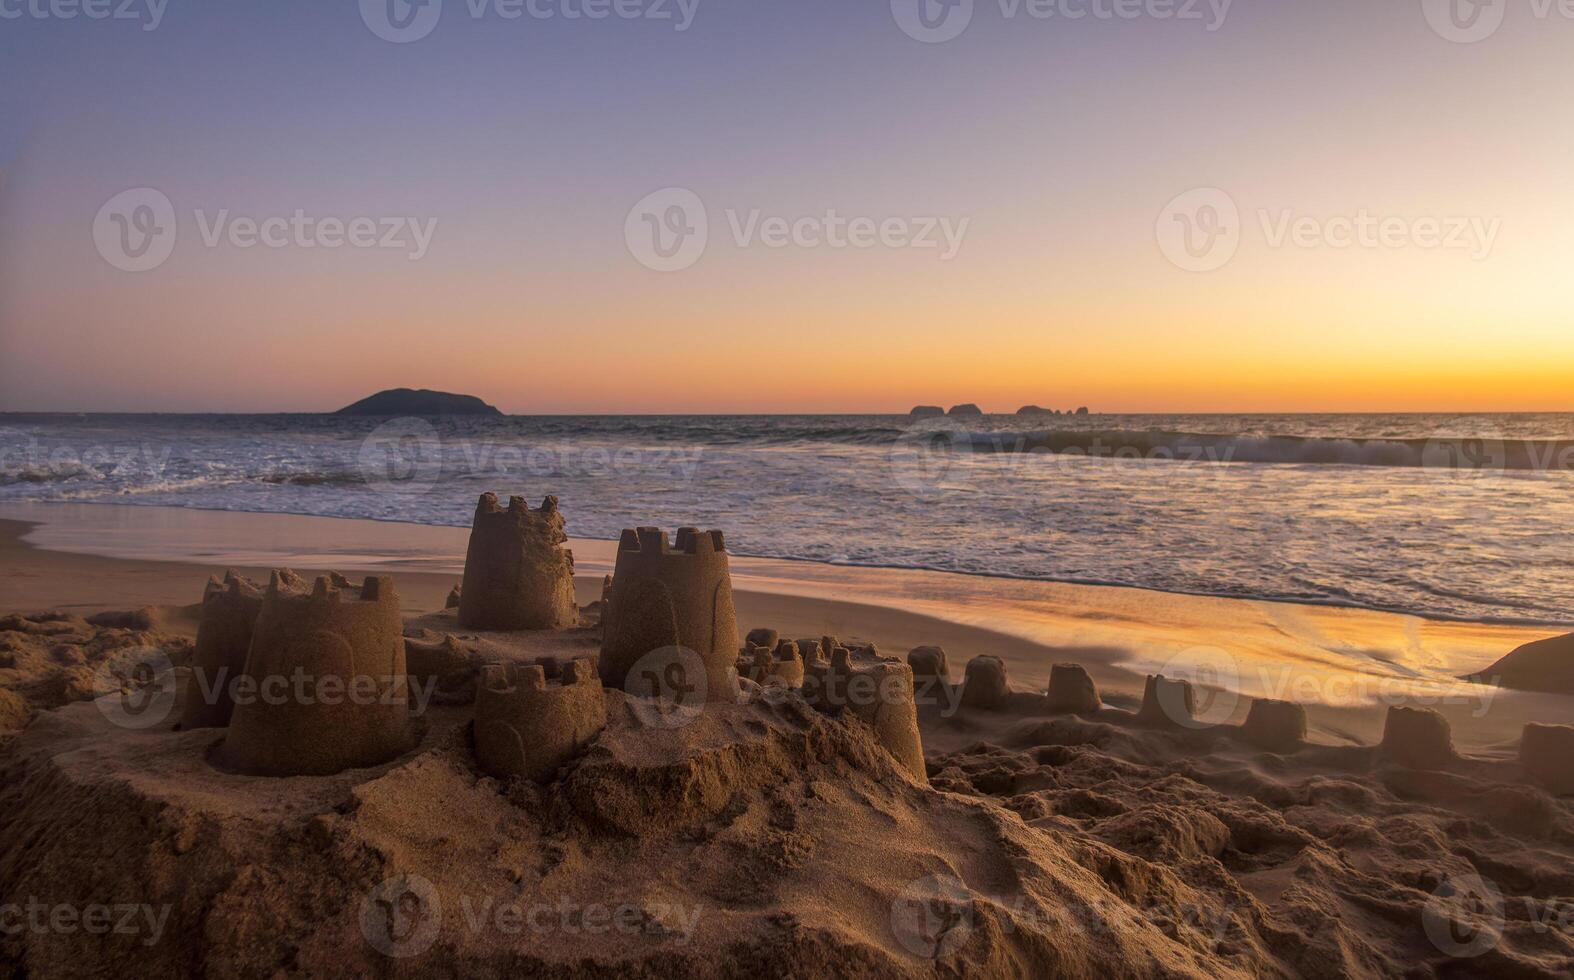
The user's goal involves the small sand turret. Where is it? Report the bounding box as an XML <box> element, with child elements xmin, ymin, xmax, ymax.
<box><xmin>473</xmin><ymin>658</ymin><xmax>607</xmax><ymax>783</ymax></box>
<box><xmin>961</xmin><ymin>655</ymin><xmax>1010</xmax><ymax>710</ymax></box>
<box><xmin>1135</xmin><ymin>674</ymin><xmax>1197</xmax><ymax>727</ymax></box>
<box><xmin>222</xmin><ymin>572</ymin><xmax>412</xmax><ymax>777</ymax></box>
<box><xmin>805</xmin><ymin>647</ymin><xmax>926</xmax><ymax>783</ymax></box>
<box><xmin>1045</xmin><ymin>663</ymin><xmax>1101</xmax><ymax>714</ymax></box>
<box><xmin>458</xmin><ymin>493</ymin><xmax>578</xmax><ymax>631</ymax></box>
<box><xmin>1240</xmin><ymin>699</ymin><xmax>1307</xmax><ymax>752</ymax></box>
<box><xmin>599</xmin><ymin>527</ymin><xmax>739</xmax><ymax>702</ymax></box>
<box><xmin>1519</xmin><ymin>723</ymin><xmax>1574</xmax><ymax>795</ymax></box>
<box><xmin>742</xmin><ymin>641</ymin><xmax>804</xmax><ymax>689</ymax></box>
<box><xmin>1380</xmin><ymin>706</ymin><xmax>1456</xmax><ymax>770</ymax></box>
<box><xmin>179</xmin><ymin>570</ymin><xmax>267</xmax><ymax>730</ymax></box>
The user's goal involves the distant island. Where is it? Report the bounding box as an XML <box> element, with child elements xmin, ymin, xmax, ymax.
<box><xmin>947</xmin><ymin>403</ymin><xmax>984</xmax><ymax>417</ymax></box>
<box><xmin>335</xmin><ymin>388</ymin><xmax>503</xmax><ymax>416</ymax></box>
<box><xmin>908</xmin><ymin>405</ymin><xmax>945</xmax><ymax>418</ymax></box>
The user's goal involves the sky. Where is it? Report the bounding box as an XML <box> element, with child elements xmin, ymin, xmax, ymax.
<box><xmin>0</xmin><ymin>0</ymin><xmax>1571</xmax><ymax>414</ymax></box>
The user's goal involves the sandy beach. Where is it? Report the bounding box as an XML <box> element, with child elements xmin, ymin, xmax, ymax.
<box><xmin>1</xmin><ymin>500</ymin><xmax>1570</xmax><ymax>977</ymax></box>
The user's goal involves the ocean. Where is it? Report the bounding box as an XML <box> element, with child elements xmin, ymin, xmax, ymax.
<box><xmin>2</xmin><ymin>412</ymin><xmax>1570</xmax><ymax>626</ymax></box>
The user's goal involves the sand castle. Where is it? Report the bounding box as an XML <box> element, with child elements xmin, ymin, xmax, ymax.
<box><xmin>1519</xmin><ymin>723</ymin><xmax>1574</xmax><ymax>795</ymax></box>
<box><xmin>222</xmin><ymin>572</ymin><xmax>412</xmax><ymax>777</ymax></box>
<box><xmin>1135</xmin><ymin>674</ymin><xmax>1196</xmax><ymax>727</ymax></box>
<box><xmin>599</xmin><ymin>527</ymin><xmax>739</xmax><ymax>701</ymax></box>
<box><xmin>741</xmin><ymin>640</ymin><xmax>804</xmax><ymax>689</ymax></box>
<box><xmin>961</xmin><ymin>655</ymin><xmax>1010</xmax><ymax>710</ymax></box>
<box><xmin>1045</xmin><ymin>663</ymin><xmax>1101</xmax><ymax>714</ymax></box>
<box><xmin>1240</xmin><ymin>699</ymin><xmax>1306</xmax><ymax>752</ymax></box>
<box><xmin>1380</xmin><ymin>706</ymin><xmax>1456</xmax><ymax>770</ymax></box>
<box><xmin>473</xmin><ymin>658</ymin><xmax>607</xmax><ymax>783</ymax></box>
<box><xmin>457</xmin><ymin>493</ymin><xmax>578</xmax><ymax>631</ymax></box>
<box><xmin>179</xmin><ymin>570</ymin><xmax>267</xmax><ymax>730</ymax></box>
<box><xmin>804</xmin><ymin>646</ymin><xmax>926</xmax><ymax>782</ymax></box>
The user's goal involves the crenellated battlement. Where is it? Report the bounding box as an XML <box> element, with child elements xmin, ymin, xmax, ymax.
<box><xmin>474</xmin><ymin>657</ymin><xmax>607</xmax><ymax>783</ymax></box>
<box><xmin>459</xmin><ymin>492</ymin><xmax>579</xmax><ymax>631</ymax></box>
<box><xmin>616</xmin><ymin>526</ymin><xmax>727</xmax><ymax>559</ymax></box>
<box><xmin>600</xmin><ymin>524</ymin><xmax>738</xmax><ymax>700</ymax></box>
<box><xmin>221</xmin><ymin>568</ymin><xmax>413</xmax><ymax>777</ymax></box>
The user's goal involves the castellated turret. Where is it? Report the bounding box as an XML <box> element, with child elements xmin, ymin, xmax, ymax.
<box><xmin>473</xmin><ymin>658</ymin><xmax>607</xmax><ymax>783</ymax></box>
<box><xmin>803</xmin><ymin>647</ymin><xmax>927</xmax><ymax>784</ymax></box>
<box><xmin>458</xmin><ymin>493</ymin><xmax>579</xmax><ymax>631</ymax></box>
<box><xmin>599</xmin><ymin>526</ymin><xmax>739</xmax><ymax>702</ymax></box>
<box><xmin>179</xmin><ymin>569</ymin><xmax>268</xmax><ymax>730</ymax></box>
<box><xmin>222</xmin><ymin>572</ymin><xmax>413</xmax><ymax>777</ymax></box>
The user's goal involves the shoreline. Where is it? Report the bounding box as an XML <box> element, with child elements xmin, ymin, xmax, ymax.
<box><xmin>5</xmin><ymin>496</ymin><xmax>1569</xmax><ymax>630</ymax></box>
<box><xmin>1</xmin><ymin>500</ymin><xmax>1567</xmax><ymax>756</ymax></box>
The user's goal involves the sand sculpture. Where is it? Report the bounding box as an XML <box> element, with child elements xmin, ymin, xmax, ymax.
<box><xmin>179</xmin><ymin>570</ymin><xmax>267</xmax><ymax>730</ymax></box>
<box><xmin>741</xmin><ymin>640</ymin><xmax>804</xmax><ymax>689</ymax></box>
<box><xmin>445</xmin><ymin>585</ymin><xmax>461</xmax><ymax>609</ymax></box>
<box><xmin>599</xmin><ymin>527</ymin><xmax>739</xmax><ymax>701</ymax></box>
<box><xmin>745</xmin><ymin>628</ymin><xmax>779</xmax><ymax>650</ymax></box>
<box><xmin>961</xmin><ymin>654</ymin><xmax>1010</xmax><ymax>710</ymax></box>
<box><xmin>473</xmin><ymin>658</ymin><xmax>607</xmax><ymax>783</ymax></box>
<box><xmin>1519</xmin><ymin>723</ymin><xmax>1574</xmax><ymax>795</ymax></box>
<box><xmin>1135</xmin><ymin>674</ymin><xmax>1196</xmax><ymax>727</ymax></box>
<box><xmin>907</xmin><ymin>646</ymin><xmax>949</xmax><ymax>683</ymax></box>
<box><xmin>457</xmin><ymin>493</ymin><xmax>578</xmax><ymax>631</ymax></box>
<box><xmin>804</xmin><ymin>647</ymin><xmax>927</xmax><ymax>782</ymax></box>
<box><xmin>1380</xmin><ymin>706</ymin><xmax>1456</xmax><ymax>770</ymax></box>
<box><xmin>1240</xmin><ymin>699</ymin><xmax>1307</xmax><ymax>752</ymax></box>
<box><xmin>1045</xmin><ymin>663</ymin><xmax>1101</xmax><ymax>714</ymax></box>
<box><xmin>222</xmin><ymin>572</ymin><xmax>412</xmax><ymax>777</ymax></box>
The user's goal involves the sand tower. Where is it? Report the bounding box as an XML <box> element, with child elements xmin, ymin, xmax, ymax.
<box><xmin>222</xmin><ymin>572</ymin><xmax>412</xmax><ymax>777</ymax></box>
<box><xmin>805</xmin><ymin>647</ymin><xmax>927</xmax><ymax>783</ymax></box>
<box><xmin>741</xmin><ymin>640</ymin><xmax>805</xmax><ymax>690</ymax></box>
<box><xmin>179</xmin><ymin>570</ymin><xmax>268</xmax><ymax>730</ymax></box>
<box><xmin>1045</xmin><ymin>663</ymin><xmax>1101</xmax><ymax>714</ymax></box>
<box><xmin>1240</xmin><ymin>699</ymin><xmax>1307</xmax><ymax>752</ymax></box>
<box><xmin>458</xmin><ymin>493</ymin><xmax>578</xmax><ymax>631</ymax></box>
<box><xmin>961</xmin><ymin>655</ymin><xmax>1011</xmax><ymax>710</ymax></box>
<box><xmin>1135</xmin><ymin>674</ymin><xmax>1197</xmax><ymax>727</ymax></box>
<box><xmin>599</xmin><ymin>526</ymin><xmax>738</xmax><ymax>701</ymax></box>
<box><xmin>1380</xmin><ymin>706</ymin><xmax>1456</xmax><ymax>770</ymax></box>
<box><xmin>1519</xmin><ymin>723</ymin><xmax>1574</xmax><ymax>795</ymax></box>
<box><xmin>473</xmin><ymin>658</ymin><xmax>607</xmax><ymax>783</ymax></box>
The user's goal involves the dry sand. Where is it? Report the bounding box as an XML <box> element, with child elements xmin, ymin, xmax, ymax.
<box><xmin>1</xmin><ymin>504</ymin><xmax>1571</xmax><ymax>977</ymax></box>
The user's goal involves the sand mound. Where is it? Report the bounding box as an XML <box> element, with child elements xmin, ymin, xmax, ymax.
<box><xmin>924</xmin><ymin>711</ymin><xmax>1574</xmax><ymax>978</ymax></box>
<box><xmin>0</xmin><ymin>609</ymin><xmax>195</xmax><ymax>724</ymax></box>
<box><xmin>1472</xmin><ymin>632</ymin><xmax>1574</xmax><ymax>695</ymax></box>
<box><xmin>5</xmin><ymin>669</ymin><xmax>1279</xmax><ymax>978</ymax></box>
